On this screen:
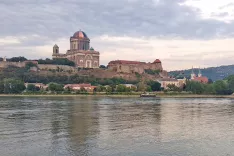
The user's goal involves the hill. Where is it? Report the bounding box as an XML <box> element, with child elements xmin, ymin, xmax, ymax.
<box><xmin>168</xmin><ymin>64</ymin><xmax>234</xmax><ymax>81</ymax></box>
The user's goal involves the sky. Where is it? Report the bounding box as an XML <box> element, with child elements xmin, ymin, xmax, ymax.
<box><xmin>1</xmin><ymin>0</ymin><xmax>234</xmax><ymax>71</ymax></box>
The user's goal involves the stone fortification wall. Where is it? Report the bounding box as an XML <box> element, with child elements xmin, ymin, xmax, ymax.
<box><xmin>109</xmin><ymin>64</ymin><xmax>145</xmax><ymax>74</ymax></box>
<box><xmin>108</xmin><ymin>60</ymin><xmax>163</xmax><ymax>74</ymax></box>
<box><xmin>0</xmin><ymin>62</ymin><xmax>26</xmax><ymax>68</ymax></box>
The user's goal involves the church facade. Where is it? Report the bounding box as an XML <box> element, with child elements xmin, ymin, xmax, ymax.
<box><xmin>52</xmin><ymin>31</ymin><xmax>100</xmax><ymax>68</ymax></box>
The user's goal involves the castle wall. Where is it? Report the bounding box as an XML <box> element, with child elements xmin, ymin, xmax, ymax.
<box><xmin>0</xmin><ymin>62</ymin><xmax>26</xmax><ymax>68</ymax></box>
<box><xmin>108</xmin><ymin>62</ymin><xmax>163</xmax><ymax>74</ymax></box>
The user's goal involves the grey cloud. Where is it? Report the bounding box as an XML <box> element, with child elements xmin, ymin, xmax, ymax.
<box><xmin>219</xmin><ymin>3</ymin><xmax>234</xmax><ymax>9</ymax></box>
<box><xmin>211</xmin><ymin>12</ymin><xmax>229</xmax><ymax>17</ymax></box>
<box><xmin>1</xmin><ymin>0</ymin><xmax>234</xmax><ymax>44</ymax></box>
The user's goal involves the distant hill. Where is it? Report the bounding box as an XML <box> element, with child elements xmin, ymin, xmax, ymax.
<box><xmin>168</xmin><ymin>64</ymin><xmax>234</xmax><ymax>81</ymax></box>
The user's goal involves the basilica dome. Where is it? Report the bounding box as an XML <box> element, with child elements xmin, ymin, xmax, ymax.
<box><xmin>73</xmin><ymin>30</ymin><xmax>89</xmax><ymax>39</ymax></box>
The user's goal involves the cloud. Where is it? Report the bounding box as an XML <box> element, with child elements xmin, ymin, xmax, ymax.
<box><xmin>1</xmin><ymin>0</ymin><xmax>234</xmax><ymax>40</ymax></box>
<box><xmin>219</xmin><ymin>3</ymin><xmax>234</xmax><ymax>9</ymax></box>
<box><xmin>1</xmin><ymin>0</ymin><xmax>234</xmax><ymax>71</ymax></box>
<box><xmin>211</xmin><ymin>12</ymin><xmax>229</xmax><ymax>17</ymax></box>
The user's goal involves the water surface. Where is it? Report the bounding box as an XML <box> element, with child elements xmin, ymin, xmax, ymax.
<box><xmin>0</xmin><ymin>97</ymin><xmax>234</xmax><ymax>156</ymax></box>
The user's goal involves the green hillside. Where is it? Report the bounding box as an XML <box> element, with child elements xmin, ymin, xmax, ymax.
<box><xmin>168</xmin><ymin>65</ymin><xmax>234</xmax><ymax>81</ymax></box>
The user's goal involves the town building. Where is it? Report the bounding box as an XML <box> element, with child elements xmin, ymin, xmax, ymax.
<box><xmin>190</xmin><ymin>68</ymin><xmax>208</xmax><ymax>84</ymax></box>
<box><xmin>64</xmin><ymin>83</ymin><xmax>96</xmax><ymax>92</ymax></box>
<box><xmin>52</xmin><ymin>30</ymin><xmax>100</xmax><ymax>68</ymax></box>
<box><xmin>25</xmin><ymin>83</ymin><xmax>48</xmax><ymax>90</ymax></box>
<box><xmin>157</xmin><ymin>78</ymin><xmax>181</xmax><ymax>89</ymax></box>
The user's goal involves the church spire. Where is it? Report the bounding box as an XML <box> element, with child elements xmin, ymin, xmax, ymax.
<box><xmin>191</xmin><ymin>66</ymin><xmax>196</xmax><ymax>79</ymax></box>
<box><xmin>198</xmin><ymin>67</ymin><xmax>202</xmax><ymax>77</ymax></box>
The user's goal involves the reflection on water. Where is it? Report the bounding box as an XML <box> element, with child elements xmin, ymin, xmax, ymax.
<box><xmin>1</xmin><ymin>97</ymin><xmax>234</xmax><ymax>156</ymax></box>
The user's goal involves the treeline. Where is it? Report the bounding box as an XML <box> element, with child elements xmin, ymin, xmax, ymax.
<box><xmin>0</xmin><ymin>79</ymin><xmax>162</xmax><ymax>95</ymax></box>
<box><xmin>0</xmin><ymin>66</ymin><xmax>139</xmax><ymax>86</ymax></box>
<box><xmin>1</xmin><ymin>56</ymin><xmax>75</xmax><ymax>67</ymax></box>
<box><xmin>145</xmin><ymin>69</ymin><xmax>160</xmax><ymax>75</ymax></box>
<box><xmin>8</xmin><ymin>56</ymin><xmax>28</xmax><ymax>62</ymax></box>
<box><xmin>184</xmin><ymin>78</ymin><xmax>234</xmax><ymax>95</ymax></box>
<box><xmin>37</xmin><ymin>58</ymin><xmax>75</xmax><ymax>67</ymax></box>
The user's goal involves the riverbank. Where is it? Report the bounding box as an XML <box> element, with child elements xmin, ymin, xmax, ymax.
<box><xmin>0</xmin><ymin>94</ymin><xmax>234</xmax><ymax>98</ymax></box>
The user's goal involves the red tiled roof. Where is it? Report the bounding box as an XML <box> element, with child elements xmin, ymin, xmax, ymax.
<box><xmin>192</xmin><ymin>76</ymin><xmax>209</xmax><ymax>83</ymax></box>
<box><xmin>154</xmin><ymin>59</ymin><xmax>161</xmax><ymax>63</ymax></box>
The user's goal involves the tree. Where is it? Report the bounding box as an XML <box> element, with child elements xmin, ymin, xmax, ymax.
<box><xmin>226</xmin><ymin>75</ymin><xmax>234</xmax><ymax>92</ymax></box>
<box><xmin>99</xmin><ymin>65</ymin><xmax>106</xmax><ymax>69</ymax></box>
<box><xmin>145</xmin><ymin>69</ymin><xmax>160</xmax><ymax>75</ymax></box>
<box><xmin>131</xmin><ymin>86</ymin><xmax>137</xmax><ymax>92</ymax></box>
<box><xmin>0</xmin><ymin>81</ymin><xmax>4</xmax><ymax>94</ymax></box>
<box><xmin>213</xmin><ymin>80</ymin><xmax>232</xmax><ymax>95</ymax></box>
<box><xmin>106</xmin><ymin>86</ymin><xmax>112</xmax><ymax>93</ymax></box>
<box><xmin>137</xmin><ymin>82</ymin><xmax>145</xmax><ymax>91</ymax></box>
<box><xmin>3</xmin><ymin>79</ymin><xmax>26</xmax><ymax>94</ymax></box>
<box><xmin>27</xmin><ymin>84</ymin><xmax>36</xmax><ymax>91</ymax></box>
<box><xmin>116</xmin><ymin>85</ymin><xmax>126</xmax><ymax>92</ymax></box>
<box><xmin>203</xmin><ymin>84</ymin><xmax>216</xmax><ymax>94</ymax></box>
<box><xmin>167</xmin><ymin>84</ymin><xmax>181</xmax><ymax>92</ymax></box>
<box><xmin>25</xmin><ymin>62</ymin><xmax>37</xmax><ymax>70</ymax></box>
<box><xmin>185</xmin><ymin>81</ymin><xmax>204</xmax><ymax>94</ymax></box>
<box><xmin>48</xmin><ymin>83</ymin><xmax>64</xmax><ymax>92</ymax></box>
<box><xmin>208</xmin><ymin>78</ymin><xmax>213</xmax><ymax>84</ymax></box>
<box><xmin>146</xmin><ymin>85</ymin><xmax>152</xmax><ymax>92</ymax></box>
<box><xmin>8</xmin><ymin>56</ymin><xmax>27</xmax><ymax>62</ymax></box>
<box><xmin>147</xmin><ymin>81</ymin><xmax>161</xmax><ymax>91</ymax></box>
<box><xmin>38</xmin><ymin>58</ymin><xmax>75</xmax><ymax>66</ymax></box>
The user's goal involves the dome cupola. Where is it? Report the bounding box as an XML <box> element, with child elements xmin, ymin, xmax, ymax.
<box><xmin>73</xmin><ymin>30</ymin><xmax>89</xmax><ymax>39</ymax></box>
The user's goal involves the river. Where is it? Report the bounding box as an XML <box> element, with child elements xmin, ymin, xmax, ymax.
<box><xmin>0</xmin><ymin>97</ymin><xmax>234</xmax><ymax>156</ymax></box>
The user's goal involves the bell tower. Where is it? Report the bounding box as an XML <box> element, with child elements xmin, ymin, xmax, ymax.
<box><xmin>53</xmin><ymin>44</ymin><xmax>59</xmax><ymax>54</ymax></box>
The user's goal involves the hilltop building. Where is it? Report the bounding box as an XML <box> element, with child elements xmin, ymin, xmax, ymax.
<box><xmin>190</xmin><ymin>67</ymin><xmax>208</xmax><ymax>84</ymax></box>
<box><xmin>52</xmin><ymin>30</ymin><xmax>100</xmax><ymax>68</ymax></box>
<box><xmin>107</xmin><ymin>59</ymin><xmax>167</xmax><ymax>76</ymax></box>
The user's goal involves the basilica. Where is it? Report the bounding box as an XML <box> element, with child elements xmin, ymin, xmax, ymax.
<box><xmin>52</xmin><ymin>30</ymin><xmax>100</xmax><ymax>68</ymax></box>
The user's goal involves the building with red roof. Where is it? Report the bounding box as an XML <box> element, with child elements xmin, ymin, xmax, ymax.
<box><xmin>64</xmin><ymin>83</ymin><xmax>96</xmax><ymax>92</ymax></box>
<box><xmin>190</xmin><ymin>68</ymin><xmax>209</xmax><ymax>84</ymax></box>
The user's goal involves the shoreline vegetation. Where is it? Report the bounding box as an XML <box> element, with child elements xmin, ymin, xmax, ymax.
<box><xmin>0</xmin><ymin>93</ymin><xmax>234</xmax><ymax>98</ymax></box>
<box><xmin>2</xmin><ymin>57</ymin><xmax>234</xmax><ymax>97</ymax></box>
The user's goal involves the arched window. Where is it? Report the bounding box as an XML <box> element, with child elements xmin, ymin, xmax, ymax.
<box><xmin>55</xmin><ymin>49</ymin><xmax>58</xmax><ymax>53</ymax></box>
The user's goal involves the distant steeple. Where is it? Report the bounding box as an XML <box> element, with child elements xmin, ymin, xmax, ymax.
<box><xmin>198</xmin><ymin>67</ymin><xmax>202</xmax><ymax>77</ymax></box>
<box><xmin>191</xmin><ymin>66</ymin><xmax>196</xmax><ymax>79</ymax></box>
